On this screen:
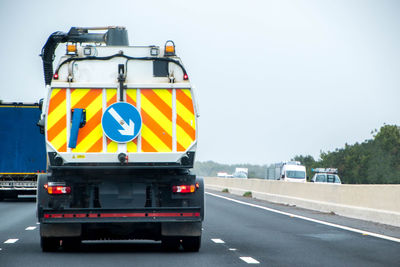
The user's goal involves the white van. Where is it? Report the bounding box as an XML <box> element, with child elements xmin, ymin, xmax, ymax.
<box><xmin>280</xmin><ymin>162</ymin><xmax>307</xmax><ymax>183</ymax></box>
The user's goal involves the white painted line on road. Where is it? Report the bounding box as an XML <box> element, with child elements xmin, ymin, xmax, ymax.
<box><xmin>206</xmin><ymin>192</ymin><xmax>400</xmax><ymax>243</ymax></box>
<box><xmin>25</xmin><ymin>226</ymin><xmax>37</xmax><ymax>231</ymax></box>
<box><xmin>211</xmin><ymin>238</ymin><xmax>225</xmax><ymax>244</ymax></box>
<box><xmin>36</xmin><ymin>222</ymin><xmax>40</xmax><ymax>225</ymax></box>
<box><xmin>229</xmin><ymin>248</ymin><xmax>237</xmax><ymax>251</ymax></box>
<box><xmin>240</xmin><ymin>257</ymin><xmax>260</xmax><ymax>264</ymax></box>
<box><xmin>4</xmin><ymin>239</ymin><xmax>18</xmax><ymax>244</ymax></box>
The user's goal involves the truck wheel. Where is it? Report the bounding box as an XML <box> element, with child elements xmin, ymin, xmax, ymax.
<box><xmin>41</xmin><ymin>237</ymin><xmax>60</xmax><ymax>252</ymax></box>
<box><xmin>62</xmin><ymin>237</ymin><xmax>81</xmax><ymax>251</ymax></box>
<box><xmin>161</xmin><ymin>237</ymin><xmax>180</xmax><ymax>251</ymax></box>
<box><xmin>182</xmin><ymin>236</ymin><xmax>201</xmax><ymax>252</ymax></box>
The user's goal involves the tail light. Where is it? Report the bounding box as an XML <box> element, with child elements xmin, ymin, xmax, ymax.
<box><xmin>172</xmin><ymin>184</ymin><xmax>196</xmax><ymax>193</ymax></box>
<box><xmin>44</xmin><ymin>183</ymin><xmax>71</xmax><ymax>195</ymax></box>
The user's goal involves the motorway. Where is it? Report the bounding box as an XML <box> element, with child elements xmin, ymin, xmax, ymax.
<box><xmin>0</xmin><ymin>191</ymin><xmax>399</xmax><ymax>267</ymax></box>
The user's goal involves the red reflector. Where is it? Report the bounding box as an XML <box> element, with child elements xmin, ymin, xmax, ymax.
<box><xmin>172</xmin><ymin>184</ymin><xmax>195</xmax><ymax>193</ymax></box>
<box><xmin>43</xmin><ymin>212</ymin><xmax>200</xmax><ymax>219</ymax></box>
<box><xmin>53</xmin><ymin>73</ymin><xmax>59</xmax><ymax>79</ymax></box>
<box><xmin>183</xmin><ymin>73</ymin><xmax>188</xmax><ymax>80</ymax></box>
<box><xmin>46</xmin><ymin>185</ymin><xmax>71</xmax><ymax>194</ymax></box>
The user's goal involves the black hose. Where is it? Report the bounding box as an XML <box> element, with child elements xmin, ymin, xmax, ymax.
<box><xmin>55</xmin><ymin>54</ymin><xmax>188</xmax><ymax>77</ymax></box>
<box><xmin>40</xmin><ymin>28</ymin><xmax>107</xmax><ymax>86</ymax></box>
<box><xmin>40</xmin><ymin>31</ymin><xmax>68</xmax><ymax>85</ymax></box>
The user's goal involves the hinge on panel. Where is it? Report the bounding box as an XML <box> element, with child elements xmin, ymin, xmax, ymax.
<box><xmin>118</xmin><ymin>64</ymin><xmax>126</xmax><ymax>101</ymax></box>
<box><xmin>71</xmin><ymin>109</ymin><xmax>86</xmax><ymax>128</ymax></box>
<box><xmin>68</xmin><ymin>62</ymin><xmax>74</xmax><ymax>82</ymax></box>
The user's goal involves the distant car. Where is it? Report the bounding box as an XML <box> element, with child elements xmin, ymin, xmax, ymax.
<box><xmin>311</xmin><ymin>173</ymin><xmax>342</xmax><ymax>184</ymax></box>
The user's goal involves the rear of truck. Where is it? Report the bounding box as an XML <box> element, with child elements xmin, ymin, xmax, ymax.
<box><xmin>36</xmin><ymin>27</ymin><xmax>203</xmax><ymax>252</ymax></box>
<box><xmin>0</xmin><ymin>103</ymin><xmax>46</xmax><ymax>199</ymax></box>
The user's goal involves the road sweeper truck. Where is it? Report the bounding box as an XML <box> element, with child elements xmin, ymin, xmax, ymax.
<box><xmin>36</xmin><ymin>26</ymin><xmax>203</xmax><ymax>252</ymax></box>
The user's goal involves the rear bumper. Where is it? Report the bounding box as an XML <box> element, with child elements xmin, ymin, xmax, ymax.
<box><xmin>0</xmin><ymin>181</ymin><xmax>37</xmax><ymax>191</ymax></box>
<box><xmin>40</xmin><ymin>207</ymin><xmax>202</xmax><ymax>224</ymax></box>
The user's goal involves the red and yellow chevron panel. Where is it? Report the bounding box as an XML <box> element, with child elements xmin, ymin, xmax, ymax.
<box><xmin>106</xmin><ymin>89</ymin><xmax>118</xmax><ymax>152</ymax></box>
<box><xmin>126</xmin><ymin>89</ymin><xmax>138</xmax><ymax>153</ymax></box>
<box><xmin>140</xmin><ymin>89</ymin><xmax>173</xmax><ymax>152</ymax></box>
<box><xmin>47</xmin><ymin>88</ymin><xmax>67</xmax><ymax>152</ymax></box>
<box><xmin>70</xmin><ymin>89</ymin><xmax>103</xmax><ymax>152</ymax></box>
<box><xmin>176</xmin><ymin>89</ymin><xmax>196</xmax><ymax>151</ymax></box>
<box><xmin>46</xmin><ymin>88</ymin><xmax>196</xmax><ymax>154</ymax></box>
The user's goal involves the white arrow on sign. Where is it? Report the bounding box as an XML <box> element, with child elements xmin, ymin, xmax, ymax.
<box><xmin>108</xmin><ymin>107</ymin><xmax>135</xmax><ymax>136</ymax></box>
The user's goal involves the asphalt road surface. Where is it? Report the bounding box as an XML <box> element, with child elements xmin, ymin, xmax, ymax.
<box><xmin>0</xmin><ymin>191</ymin><xmax>399</xmax><ymax>267</ymax></box>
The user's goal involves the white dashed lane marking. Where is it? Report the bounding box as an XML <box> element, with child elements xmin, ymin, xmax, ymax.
<box><xmin>212</xmin><ymin>239</ymin><xmax>260</xmax><ymax>264</ymax></box>
<box><xmin>25</xmin><ymin>226</ymin><xmax>37</xmax><ymax>231</ymax></box>
<box><xmin>4</xmin><ymin>239</ymin><xmax>18</xmax><ymax>244</ymax></box>
<box><xmin>211</xmin><ymin>238</ymin><xmax>225</xmax><ymax>244</ymax></box>
<box><xmin>240</xmin><ymin>257</ymin><xmax>260</xmax><ymax>264</ymax></box>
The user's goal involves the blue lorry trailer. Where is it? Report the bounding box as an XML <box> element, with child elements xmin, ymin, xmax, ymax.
<box><xmin>0</xmin><ymin>103</ymin><xmax>46</xmax><ymax>199</ymax></box>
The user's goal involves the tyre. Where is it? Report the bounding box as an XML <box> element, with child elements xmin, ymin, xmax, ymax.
<box><xmin>62</xmin><ymin>237</ymin><xmax>81</xmax><ymax>251</ymax></box>
<box><xmin>41</xmin><ymin>237</ymin><xmax>60</xmax><ymax>252</ymax></box>
<box><xmin>182</xmin><ymin>236</ymin><xmax>201</xmax><ymax>252</ymax></box>
<box><xmin>161</xmin><ymin>237</ymin><xmax>181</xmax><ymax>251</ymax></box>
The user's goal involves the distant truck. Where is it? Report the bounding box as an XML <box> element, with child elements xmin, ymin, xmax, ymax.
<box><xmin>233</xmin><ymin>168</ymin><xmax>248</xmax><ymax>178</ymax></box>
<box><xmin>265</xmin><ymin>161</ymin><xmax>306</xmax><ymax>182</ymax></box>
<box><xmin>0</xmin><ymin>103</ymin><xmax>46</xmax><ymax>200</ymax></box>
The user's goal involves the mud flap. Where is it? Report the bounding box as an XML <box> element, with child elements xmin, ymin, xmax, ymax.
<box><xmin>40</xmin><ymin>223</ymin><xmax>82</xmax><ymax>238</ymax></box>
<box><xmin>161</xmin><ymin>222</ymin><xmax>202</xmax><ymax>237</ymax></box>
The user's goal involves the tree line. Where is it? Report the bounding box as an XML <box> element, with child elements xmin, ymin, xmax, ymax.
<box><xmin>293</xmin><ymin>124</ymin><xmax>400</xmax><ymax>184</ymax></box>
<box><xmin>194</xmin><ymin>124</ymin><xmax>400</xmax><ymax>184</ymax></box>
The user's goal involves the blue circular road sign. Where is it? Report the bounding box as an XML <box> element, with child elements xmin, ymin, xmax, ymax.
<box><xmin>102</xmin><ymin>102</ymin><xmax>142</xmax><ymax>143</ymax></box>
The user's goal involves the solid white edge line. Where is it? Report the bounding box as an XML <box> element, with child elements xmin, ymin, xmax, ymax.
<box><xmin>206</xmin><ymin>192</ymin><xmax>400</xmax><ymax>243</ymax></box>
<box><xmin>240</xmin><ymin>257</ymin><xmax>260</xmax><ymax>264</ymax></box>
<box><xmin>4</xmin><ymin>239</ymin><xmax>19</xmax><ymax>244</ymax></box>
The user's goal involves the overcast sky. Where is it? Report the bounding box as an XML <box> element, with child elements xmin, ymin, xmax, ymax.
<box><xmin>1</xmin><ymin>0</ymin><xmax>399</xmax><ymax>165</ymax></box>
